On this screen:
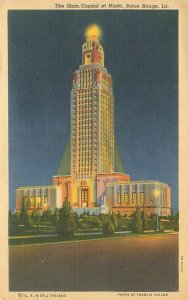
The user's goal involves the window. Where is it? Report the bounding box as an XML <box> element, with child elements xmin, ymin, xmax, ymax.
<box><xmin>140</xmin><ymin>192</ymin><xmax>144</xmax><ymax>205</ymax></box>
<box><xmin>124</xmin><ymin>193</ymin><xmax>129</xmax><ymax>205</ymax></box>
<box><xmin>43</xmin><ymin>189</ymin><xmax>48</xmax><ymax>203</ymax></box>
<box><xmin>132</xmin><ymin>192</ymin><xmax>137</xmax><ymax>206</ymax></box>
<box><xmin>81</xmin><ymin>189</ymin><xmax>88</xmax><ymax>207</ymax></box>
<box><xmin>116</xmin><ymin>193</ymin><xmax>121</xmax><ymax>204</ymax></box>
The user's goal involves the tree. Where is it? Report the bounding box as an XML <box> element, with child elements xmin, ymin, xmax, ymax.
<box><xmin>174</xmin><ymin>211</ymin><xmax>179</xmax><ymax>231</ymax></box>
<box><xmin>19</xmin><ymin>199</ymin><xmax>33</xmax><ymax>229</ymax></box>
<box><xmin>141</xmin><ymin>211</ymin><xmax>148</xmax><ymax>231</ymax></box>
<box><xmin>132</xmin><ymin>208</ymin><xmax>143</xmax><ymax>233</ymax></box>
<box><xmin>56</xmin><ymin>200</ymin><xmax>75</xmax><ymax>236</ymax></box>
<box><xmin>52</xmin><ymin>208</ymin><xmax>59</xmax><ymax>226</ymax></box>
<box><xmin>101</xmin><ymin>214</ymin><xmax>115</xmax><ymax>235</ymax></box>
<box><xmin>9</xmin><ymin>210</ymin><xmax>19</xmax><ymax>236</ymax></box>
<box><xmin>102</xmin><ymin>218</ymin><xmax>115</xmax><ymax>235</ymax></box>
<box><xmin>42</xmin><ymin>208</ymin><xmax>52</xmax><ymax>223</ymax></box>
<box><xmin>31</xmin><ymin>209</ymin><xmax>40</xmax><ymax>223</ymax></box>
<box><xmin>110</xmin><ymin>212</ymin><xmax>118</xmax><ymax>230</ymax></box>
<box><xmin>115</xmin><ymin>211</ymin><xmax>124</xmax><ymax>230</ymax></box>
<box><xmin>73</xmin><ymin>212</ymin><xmax>79</xmax><ymax>228</ymax></box>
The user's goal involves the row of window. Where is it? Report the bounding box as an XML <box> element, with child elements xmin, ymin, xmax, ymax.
<box><xmin>80</xmin><ymin>64</ymin><xmax>95</xmax><ymax>70</ymax></box>
<box><xmin>77</xmin><ymin>174</ymin><xmax>95</xmax><ymax>178</ymax></box>
<box><xmin>80</xmin><ymin>71</ymin><xmax>94</xmax><ymax>76</ymax></box>
<box><xmin>77</xmin><ymin>89</ymin><xmax>97</xmax><ymax>95</ymax></box>
<box><xmin>23</xmin><ymin>196</ymin><xmax>48</xmax><ymax>204</ymax></box>
<box><xmin>116</xmin><ymin>192</ymin><xmax>145</xmax><ymax>205</ymax></box>
<box><xmin>80</xmin><ymin>82</ymin><xmax>93</xmax><ymax>87</ymax></box>
<box><xmin>77</xmin><ymin>154</ymin><xmax>94</xmax><ymax>159</ymax></box>
<box><xmin>77</xmin><ymin>137</ymin><xmax>96</xmax><ymax>142</ymax></box>
<box><xmin>76</xmin><ymin>98</ymin><xmax>95</xmax><ymax>102</ymax></box>
<box><xmin>77</xmin><ymin>131</ymin><xmax>97</xmax><ymax>136</ymax></box>
<box><xmin>74</xmin><ymin>97</ymin><xmax>95</xmax><ymax>102</ymax></box>
<box><xmin>76</xmin><ymin>109</ymin><xmax>93</xmax><ymax>114</ymax></box>
<box><xmin>78</xmin><ymin>150</ymin><xmax>97</xmax><ymax>155</ymax></box>
<box><xmin>115</xmin><ymin>185</ymin><xmax>145</xmax><ymax>193</ymax></box>
<box><xmin>79</xmin><ymin>144</ymin><xmax>93</xmax><ymax>148</ymax></box>
<box><xmin>77</xmin><ymin>127</ymin><xmax>97</xmax><ymax>132</ymax></box>
<box><xmin>76</xmin><ymin>119</ymin><xmax>95</xmax><ymax>123</ymax></box>
<box><xmin>80</xmin><ymin>76</ymin><xmax>93</xmax><ymax>87</ymax></box>
<box><xmin>77</xmin><ymin>105</ymin><xmax>96</xmax><ymax>109</ymax></box>
<box><xmin>77</xmin><ymin>124</ymin><xmax>93</xmax><ymax>128</ymax></box>
<box><xmin>80</xmin><ymin>76</ymin><xmax>93</xmax><ymax>81</ymax></box>
<box><xmin>23</xmin><ymin>190</ymin><xmax>48</xmax><ymax>196</ymax></box>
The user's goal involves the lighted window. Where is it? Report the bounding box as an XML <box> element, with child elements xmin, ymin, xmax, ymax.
<box><xmin>139</xmin><ymin>192</ymin><xmax>144</xmax><ymax>204</ymax></box>
<box><xmin>132</xmin><ymin>192</ymin><xmax>137</xmax><ymax>206</ymax></box>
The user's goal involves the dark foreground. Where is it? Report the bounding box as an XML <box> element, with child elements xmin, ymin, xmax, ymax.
<box><xmin>9</xmin><ymin>234</ymin><xmax>178</xmax><ymax>291</ymax></box>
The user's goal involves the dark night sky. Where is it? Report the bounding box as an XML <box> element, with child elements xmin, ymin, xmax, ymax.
<box><xmin>8</xmin><ymin>10</ymin><xmax>178</xmax><ymax>212</ymax></box>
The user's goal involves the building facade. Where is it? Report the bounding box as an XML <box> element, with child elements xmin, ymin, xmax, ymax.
<box><xmin>52</xmin><ymin>172</ymin><xmax>130</xmax><ymax>210</ymax></box>
<box><xmin>67</xmin><ymin>25</ymin><xmax>117</xmax><ymax>208</ymax></box>
<box><xmin>15</xmin><ymin>25</ymin><xmax>171</xmax><ymax>217</ymax></box>
<box><xmin>106</xmin><ymin>180</ymin><xmax>171</xmax><ymax>216</ymax></box>
<box><xmin>16</xmin><ymin>185</ymin><xmax>62</xmax><ymax>213</ymax></box>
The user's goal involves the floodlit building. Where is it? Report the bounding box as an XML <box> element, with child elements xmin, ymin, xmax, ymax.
<box><xmin>71</xmin><ymin>34</ymin><xmax>114</xmax><ymax>178</ymax></box>
<box><xmin>15</xmin><ymin>25</ymin><xmax>171</xmax><ymax>216</ymax></box>
<box><xmin>52</xmin><ymin>172</ymin><xmax>130</xmax><ymax>210</ymax></box>
<box><xmin>16</xmin><ymin>185</ymin><xmax>62</xmax><ymax>213</ymax></box>
<box><xmin>106</xmin><ymin>180</ymin><xmax>171</xmax><ymax>216</ymax></box>
<box><xmin>49</xmin><ymin>25</ymin><xmax>131</xmax><ymax>211</ymax></box>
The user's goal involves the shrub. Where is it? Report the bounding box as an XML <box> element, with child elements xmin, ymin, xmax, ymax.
<box><xmin>131</xmin><ymin>208</ymin><xmax>143</xmax><ymax>233</ymax></box>
<box><xmin>16</xmin><ymin>198</ymin><xmax>33</xmax><ymax>230</ymax></box>
<box><xmin>141</xmin><ymin>211</ymin><xmax>148</xmax><ymax>230</ymax></box>
<box><xmin>52</xmin><ymin>208</ymin><xmax>59</xmax><ymax>226</ymax></box>
<box><xmin>102</xmin><ymin>218</ymin><xmax>115</xmax><ymax>235</ymax></box>
<box><xmin>41</xmin><ymin>208</ymin><xmax>52</xmax><ymax>223</ymax></box>
<box><xmin>9</xmin><ymin>211</ymin><xmax>20</xmax><ymax>236</ymax></box>
<box><xmin>31</xmin><ymin>209</ymin><xmax>40</xmax><ymax>223</ymax></box>
<box><xmin>100</xmin><ymin>213</ymin><xmax>116</xmax><ymax>235</ymax></box>
<box><xmin>56</xmin><ymin>200</ymin><xmax>75</xmax><ymax>237</ymax></box>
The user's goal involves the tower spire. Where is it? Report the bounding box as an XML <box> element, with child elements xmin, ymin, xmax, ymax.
<box><xmin>82</xmin><ymin>24</ymin><xmax>104</xmax><ymax>66</ymax></box>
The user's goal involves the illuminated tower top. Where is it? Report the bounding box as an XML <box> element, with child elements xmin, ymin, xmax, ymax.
<box><xmin>82</xmin><ymin>24</ymin><xmax>104</xmax><ymax>66</ymax></box>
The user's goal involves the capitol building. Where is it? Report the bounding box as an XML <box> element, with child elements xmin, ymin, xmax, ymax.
<box><xmin>16</xmin><ymin>25</ymin><xmax>171</xmax><ymax>217</ymax></box>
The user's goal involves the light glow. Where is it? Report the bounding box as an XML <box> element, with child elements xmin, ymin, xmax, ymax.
<box><xmin>85</xmin><ymin>24</ymin><xmax>102</xmax><ymax>40</ymax></box>
<box><xmin>153</xmin><ymin>189</ymin><xmax>161</xmax><ymax>197</ymax></box>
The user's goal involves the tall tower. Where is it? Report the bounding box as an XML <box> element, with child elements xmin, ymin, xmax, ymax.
<box><xmin>71</xmin><ymin>25</ymin><xmax>114</xmax><ymax>179</ymax></box>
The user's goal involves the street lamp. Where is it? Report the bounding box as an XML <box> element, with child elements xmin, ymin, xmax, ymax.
<box><xmin>154</xmin><ymin>189</ymin><xmax>160</xmax><ymax>231</ymax></box>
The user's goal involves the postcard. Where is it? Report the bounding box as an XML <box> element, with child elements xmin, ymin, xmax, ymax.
<box><xmin>0</xmin><ymin>0</ymin><xmax>188</xmax><ymax>299</ymax></box>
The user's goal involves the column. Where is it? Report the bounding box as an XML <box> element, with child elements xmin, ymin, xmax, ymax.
<box><xmin>137</xmin><ymin>184</ymin><xmax>140</xmax><ymax>207</ymax></box>
<box><xmin>47</xmin><ymin>188</ymin><xmax>50</xmax><ymax>208</ymax></box>
<box><xmin>40</xmin><ymin>189</ymin><xmax>43</xmax><ymax>208</ymax></box>
<box><xmin>121</xmin><ymin>185</ymin><xmax>124</xmax><ymax>206</ymax></box>
<box><xmin>78</xmin><ymin>188</ymin><xmax>82</xmax><ymax>207</ymax></box>
<box><xmin>34</xmin><ymin>189</ymin><xmax>37</xmax><ymax>208</ymax></box>
<box><xmin>28</xmin><ymin>190</ymin><xmax>31</xmax><ymax>208</ymax></box>
<box><xmin>88</xmin><ymin>188</ymin><xmax>91</xmax><ymax>207</ymax></box>
<box><xmin>129</xmin><ymin>185</ymin><xmax>132</xmax><ymax>206</ymax></box>
<box><xmin>113</xmin><ymin>185</ymin><xmax>116</xmax><ymax>206</ymax></box>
